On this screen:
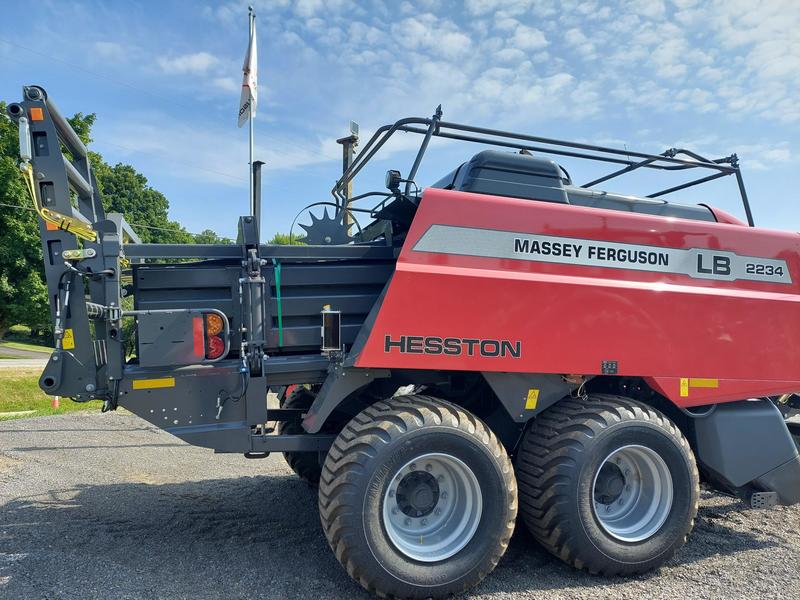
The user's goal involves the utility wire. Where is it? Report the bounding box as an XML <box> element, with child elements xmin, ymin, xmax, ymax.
<box><xmin>0</xmin><ymin>37</ymin><xmax>200</xmax><ymax>113</ymax></box>
<box><xmin>0</xmin><ymin>201</ymin><xmax>222</xmax><ymax>239</ymax></box>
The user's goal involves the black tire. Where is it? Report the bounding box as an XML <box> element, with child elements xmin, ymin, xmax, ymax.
<box><xmin>279</xmin><ymin>387</ymin><xmax>323</xmax><ymax>485</ymax></box>
<box><xmin>318</xmin><ymin>395</ymin><xmax>517</xmax><ymax>599</ymax></box>
<box><xmin>516</xmin><ymin>394</ymin><xmax>699</xmax><ymax>576</ymax></box>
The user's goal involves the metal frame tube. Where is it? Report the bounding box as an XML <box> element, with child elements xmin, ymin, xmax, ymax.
<box><xmin>63</xmin><ymin>156</ymin><xmax>93</xmax><ymax>197</ymax></box>
<box><xmin>44</xmin><ymin>95</ymin><xmax>88</xmax><ymax>159</ymax></box>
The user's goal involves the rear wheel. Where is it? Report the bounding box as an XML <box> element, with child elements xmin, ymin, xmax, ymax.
<box><xmin>279</xmin><ymin>387</ymin><xmax>323</xmax><ymax>485</ymax></box>
<box><xmin>516</xmin><ymin>394</ymin><xmax>699</xmax><ymax>575</ymax></box>
<box><xmin>318</xmin><ymin>395</ymin><xmax>517</xmax><ymax>599</ymax></box>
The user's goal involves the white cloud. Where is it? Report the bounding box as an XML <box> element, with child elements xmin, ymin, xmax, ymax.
<box><xmin>212</xmin><ymin>77</ymin><xmax>239</xmax><ymax>92</ymax></box>
<box><xmin>92</xmin><ymin>41</ymin><xmax>127</xmax><ymax>62</ymax></box>
<box><xmin>510</xmin><ymin>24</ymin><xmax>548</xmax><ymax>51</ymax></box>
<box><xmin>157</xmin><ymin>51</ymin><xmax>220</xmax><ymax>74</ymax></box>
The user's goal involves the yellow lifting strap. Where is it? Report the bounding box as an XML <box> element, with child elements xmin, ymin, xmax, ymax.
<box><xmin>20</xmin><ymin>162</ymin><xmax>98</xmax><ymax>243</ymax></box>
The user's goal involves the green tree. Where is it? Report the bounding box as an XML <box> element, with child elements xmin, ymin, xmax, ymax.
<box><xmin>194</xmin><ymin>229</ymin><xmax>233</xmax><ymax>244</ymax></box>
<box><xmin>0</xmin><ymin>102</ymin><xmax>50</xmax><ymax>338</ymax></box>
<box><xmin>268</xmin><ymin>232</ymin><xmax>304</xmax><ymax>245</ymax></box>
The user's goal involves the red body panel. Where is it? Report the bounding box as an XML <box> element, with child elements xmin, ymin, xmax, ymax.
<box><xmin>356</xmin><ymin>188</ymin><xmax>800</xmax><ymax>407</ymax></box>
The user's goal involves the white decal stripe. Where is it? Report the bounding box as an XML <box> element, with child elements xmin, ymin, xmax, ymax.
<box><xmin>413</xmin><ymin>225</ymin><xmax>792</xmax><ymax>285</ymax></box>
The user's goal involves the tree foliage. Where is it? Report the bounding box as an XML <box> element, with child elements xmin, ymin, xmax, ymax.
<box><xmin>268</xmin><ymin>232</ymin><xmax>305</xmax><ymax>245</ymax></box>
<box><xmin>0</xmin><ymin>102</ymin><xmax>50</xmax><ymax>338</ymax></box>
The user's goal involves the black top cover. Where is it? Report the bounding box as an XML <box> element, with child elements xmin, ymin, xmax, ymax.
<box><xmin>431</xmin><ymin>150</ymin><xmax>716</xmax><ymax>223</ymax></box>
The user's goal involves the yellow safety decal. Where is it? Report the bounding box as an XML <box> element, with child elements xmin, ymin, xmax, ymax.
<box><xmin>132</xmin><ymin>377</ymin><xmax>176</xmax><ymax>390</ymax></box>
<box><xmin>62</xmin><ymin>328</ymin><xmax>75</xmax><ymax>350</ymax></box>
<box><xmin>689</xmin><ymin>378</ymin><xmax>719</xmax><ymax>388</ymax></box>
<box><xmin>525</xmin><ymin>388</ymin><xmax>540</xmax><ymax>410</ymax></box>
<box><xmin>680</xmin><ymin>377</ymin><xmax>719</xmax><ymax>397</ymax></box>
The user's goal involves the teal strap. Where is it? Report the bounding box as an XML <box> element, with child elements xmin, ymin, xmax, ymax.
<box><xmin>272</xmin><ymin>258</ymin><xmax>284</xmax><ymax>347</ymax></box>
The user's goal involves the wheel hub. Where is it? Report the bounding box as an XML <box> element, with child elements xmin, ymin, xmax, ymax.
<box><xmin>592</xmin><ymin>445</ymin><xmax>674</xmax><ymax>542</ymax></box>
<box><xmin>396</xmin><ymin>471</ymin><xmax>440</xmax><ymax>518</ymax></box>
<box><xmin>382</xmin><ymin>453</ymin><xmax>483</xmax><ymax>562</ymax></box>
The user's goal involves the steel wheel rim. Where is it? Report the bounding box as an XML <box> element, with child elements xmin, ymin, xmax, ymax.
<box><xmin>382</xmin><ymin>452</ymin><xmax>483</xmax><ymax>562</ymax></box>
<box><xmin>592</xmin><ymin>444</ymin><xmax>674</xmax><ymax>542</ymax></box>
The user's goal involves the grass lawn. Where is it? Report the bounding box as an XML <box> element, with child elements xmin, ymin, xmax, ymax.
<box><xmin>0</xmin><ymin>369</ymin><xmax>102</xmax><ymax>421</ymax></box>
<box><xmin>0</xmin><ymin>340</ymin><xmax>52</xmax><ymax>354</ymax></box>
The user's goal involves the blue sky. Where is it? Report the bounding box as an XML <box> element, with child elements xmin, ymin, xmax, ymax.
<box><xmin>1</xmin><ymin>0</ymin><xmax>798</xmax><ymax>239</ymax></box>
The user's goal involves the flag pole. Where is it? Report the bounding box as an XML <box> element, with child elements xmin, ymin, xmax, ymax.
<box><xmin>248</xmin><ymin>5</ymin><xmax>255</xmax><ymax>218</ymax></box>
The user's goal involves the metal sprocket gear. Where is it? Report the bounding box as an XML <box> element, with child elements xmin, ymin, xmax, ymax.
<box><xmin>298</xmin><ymin>207</ymin><xmax>353</xmax><ymax>245</ymax></box>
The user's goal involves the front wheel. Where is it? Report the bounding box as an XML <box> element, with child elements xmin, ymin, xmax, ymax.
<box><xmin>516</xmin><ymin>394</ymin><xmax>699</xmax><ymax>575</ymax></box>
<box><xmin>318</xmin><ymin>395</ymin><xmax>517</xmax><ymax>599</ymax></box>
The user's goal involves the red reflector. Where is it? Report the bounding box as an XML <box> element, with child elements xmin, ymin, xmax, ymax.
<box><xmin>206</xmin><ymin>335</ymin><xmax>225</xmax><ymax>359</ymax></box>
<box><xmin>192</xmin><ymin>317</ymin><xmax>204</xmax><ymax>358</ymax></box>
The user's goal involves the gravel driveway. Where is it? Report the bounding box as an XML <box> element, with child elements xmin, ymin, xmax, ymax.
<box><xmin>1</xmin><ymin>412</ymin><xmax>798</xmax><ymax>600</ymax></box>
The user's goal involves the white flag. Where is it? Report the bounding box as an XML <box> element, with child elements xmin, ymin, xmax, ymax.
<box><xmin>238</xmin><ymin>16</ymin><xmax>257</xmax><ymax>127</ymax></box>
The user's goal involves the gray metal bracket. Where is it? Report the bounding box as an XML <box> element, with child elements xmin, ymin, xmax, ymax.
<box><xmin>303</xmin><ymin>363</ymin><xmax>390</xmax><ymax>433</ymax></box>
<box><xmin>482</xmin><ymin>372</ymin><xmax>579</xmax><ymax>422</ymax></box>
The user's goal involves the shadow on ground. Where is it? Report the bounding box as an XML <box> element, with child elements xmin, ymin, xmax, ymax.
<box><xmin>0</xmin><ymin>474</ymin><xmax>778</xmax><ymax>600</ymax></box>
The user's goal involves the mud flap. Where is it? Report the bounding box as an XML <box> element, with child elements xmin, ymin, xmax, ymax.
<box><xmin>691</xmin><ymin>399</ymin><xmax>800</xmax><ymax>505</ymax></box>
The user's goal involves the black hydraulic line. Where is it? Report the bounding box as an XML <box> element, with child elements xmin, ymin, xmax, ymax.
<box><xmin>405</xmin><ymin>105</ymin><xmax>442</xmax><ymax>196</ymax></box>
<box><xmin>656</xmin><ymin>150</ymin><xmax>735</xmax><ymax>171</ymax></box>
<box><xmin>645</xmin><ymin>171</ymin><xmax>729</xmax><ymax>198</ymax></box>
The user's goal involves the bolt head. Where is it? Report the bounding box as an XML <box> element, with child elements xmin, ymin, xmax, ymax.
<box><xmin>425</xmin><ymin>464</ymin><xmax>433</xmax><ymax>472</ymax></box>
<box><xmin>421</xmin><ymin>518</ymin><xmax>427</xmax><ymax>526</ymax></box>
<box><xmin>391</xmin><ymin>508</ymin><xmax>398</xmax><ymax>515</ymax></box>
<box><xmin>409</xmin><ymin>463</ymin><xmax>417</xmax><ymax>471</ymax></box>
<box><xmin>404</xmin><ymin>518</ymin><xmax>411</xmax><ymax>526</ymax></box>
<box><xmin>440</xmin><ymin>491</ymin><xmax>448</xmax><ymax>500</ymax></box>
<box><xmin>437</xmin><ymin>475</ymin><xmax>444</xmax><ymax>482</ymax></box>
<box><xmin>388</xmin><ymin>490</ymin><xmax>395</xmax><ymax>498</ymax></box>
<box><xmin>434</xmin><ymin>508</ymin><xmax>442</xmax><ymax>516</ymax></box>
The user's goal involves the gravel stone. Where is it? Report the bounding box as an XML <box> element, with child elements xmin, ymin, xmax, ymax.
<box><xmin>1</xmin><ymin>412</ymin><xmax>797</xmax><ymax>599</ymax></box>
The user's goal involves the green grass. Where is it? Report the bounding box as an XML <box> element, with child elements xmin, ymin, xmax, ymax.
<box><xmin>0</xmin><ymin>369</ymin><xmax>101</xmax><ymax>421</ymax></box>
<box><xmin>0</xmin><ymin>340</ymin><xmax>52</xmax><ymax>353</ymax></box>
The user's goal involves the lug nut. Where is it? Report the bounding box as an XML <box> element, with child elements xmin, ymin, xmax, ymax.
<box><xmin>392</xmin><ymin>508</ymin><xmax>398</xmax><ymax>515</ymax></box>
<box><xmin>435</xmin><ymin>508</ymin><xmax>442</xmax><ymax>516</ymax></box>
<box><xmin>410</xmin><ymin>463</ymin><xmax>417</xmax><ymax>471</ymax></box>
<box><xmin>441</xmin><ymin>491</ymin><xmax>448</xmax><ymax>500</ymax></box>
<box><xmin>421</xmin><ymin>518</ymin><xmax>428</xmax><ymax>526</ymax></box>
<box><xmin>404</xmin><ymin>518</ymin><xmax>411</xmax><ymax>526</ymax></box>
<box><xmin>425</xmin><ymin>464</ymin><xmax>432</xmax><ymax>472</ymax></box>
<box><xmin>437</xmin><ymin>475</ymin><xmax>444</xmax><ymax>482</ymax></box>
<box><xmin>388</xmin><ymin>490</ymin><xmax>395</xmax><ymax>498</ymax></box>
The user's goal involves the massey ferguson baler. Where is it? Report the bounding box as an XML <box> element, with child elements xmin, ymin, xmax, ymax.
<box><xmin>7</xmin><ymin>87</ymin><xmax>800</xmax><ymax>599</ymax></box>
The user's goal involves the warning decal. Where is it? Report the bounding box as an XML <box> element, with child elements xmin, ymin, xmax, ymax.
<box><xmin>413</xmin><ymin>225</ymin><xmax>792</xmax><ymax>284</ymax></box>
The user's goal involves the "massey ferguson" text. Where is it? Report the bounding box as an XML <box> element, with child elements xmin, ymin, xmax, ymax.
<box><xmin>384</xmin><ymin>335</ymin><xmax>521</xmax><ymax>358</ymax></box>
